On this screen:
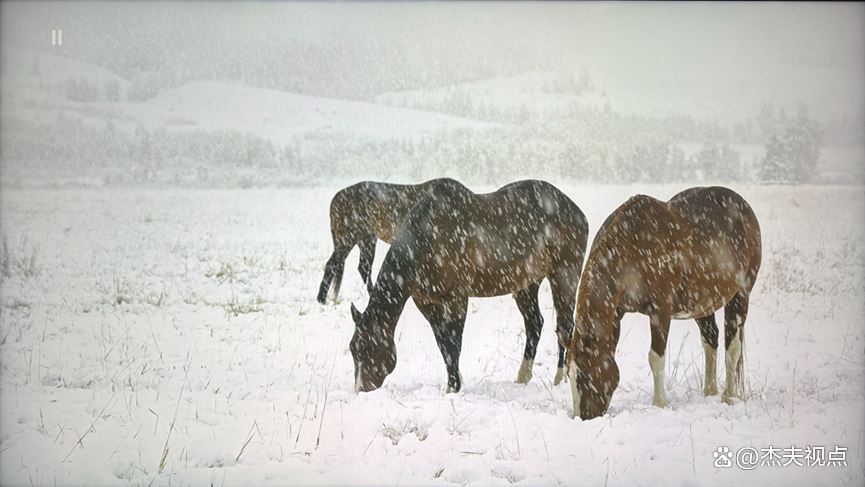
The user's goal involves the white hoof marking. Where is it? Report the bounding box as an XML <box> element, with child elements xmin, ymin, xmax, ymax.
<box><xmin>515</xmin><ymin>358</ymin><xmax>534</xmax><ymax>384</ymax></box>
<box><xmin>723</xmin><ymin>333</ymin><xmax>742</xmax><ymax>400</ymax></box>
<box><xmin>649</xmin><ymin>349</ymin><xmax>668</xmax><ymax>407</ymax></box>
<box><xmin>568</xmin><ymin>362</ymin><xmax>581</xmax><ymax>419</ymax></box>
<box><xmin>553</xmin><ymin>366</ymin><xmax>565</xmax><ymax>385</ymax></box>
<box><xmin>702</xmin><ymin>337</ymin><xmax>718</xmax><ymax>396</ymax></box>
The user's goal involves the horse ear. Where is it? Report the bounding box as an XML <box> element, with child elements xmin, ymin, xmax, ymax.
<box><xmin>350</xmin><ymin>303</ymin><xmax>362</xmax><ymax>325</ymax></box>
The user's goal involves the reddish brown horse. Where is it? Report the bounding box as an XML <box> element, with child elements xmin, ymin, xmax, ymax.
<box><xmin>350</xmin><ymin>179</ymin><xmax>588</xmax><ymax>392</ymax></box>
<box><xmin>567</xmin><ymin>187</ymin><xmax>761</xmax><ymax>420</ymax></box>
<box><xmin>318</xmin><ymin>179</ymin><xmax>456</xmax><ymax>304</ymax></box>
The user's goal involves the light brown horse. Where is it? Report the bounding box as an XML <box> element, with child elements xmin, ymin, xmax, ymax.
<box><xmin>318</xmin><ymin>179</ymin><xmax>456</xmax><ymax>304</ymax></box>
<box><xmin>567</xmin><ymin>186</ymin><xmax>761</xmax><ymax>420</ymax></box>
<box><xmin>350</xmin><ymin>179</ymin><xmax>588</xmax><ymax>392</ymax></box>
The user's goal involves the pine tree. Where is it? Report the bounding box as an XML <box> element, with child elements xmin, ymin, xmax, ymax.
<box><xmin>759</xmin><ymin>105</ymin><xmax>821</xmax><ymax>183</ymax></box>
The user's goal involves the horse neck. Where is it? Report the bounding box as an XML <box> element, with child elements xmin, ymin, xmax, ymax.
<box><xmin>368</xmin><ymin>255</ymin><xmax>413</xmax><ymax>335</ymax></box>
<box><xmin>577</xmin><ymin>255</ymin><xmax>622</xmax><ymax>350</ymax></box>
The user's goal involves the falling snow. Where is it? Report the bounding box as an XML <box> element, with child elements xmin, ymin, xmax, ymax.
<box><xmin>1</xmin><ymin>2</ymin><xmax>864</xmax><ymax>486</ymax></box>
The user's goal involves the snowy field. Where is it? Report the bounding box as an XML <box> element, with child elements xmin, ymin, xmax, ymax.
<box><xmin>1</xmin><ymin>183</ymin><xmax>863</xmax><ymax>486</ymax></box>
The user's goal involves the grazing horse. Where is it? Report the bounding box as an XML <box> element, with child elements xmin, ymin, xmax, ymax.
<box><xmin>317</xmin><ymin>179</ymin><xmax>456</xmax><ymax>304</ymax></box>
<box><xmin>349</xmin><ymin>179</ymin><xmax>588</xmax><ymax>392</ymax></box>
<box><xmin>567</xmin><ymin>187</ymin><xmax>761</xmax><ymax>420</ymax></box>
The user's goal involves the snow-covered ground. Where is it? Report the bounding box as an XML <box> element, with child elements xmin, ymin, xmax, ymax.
<box><xmin>1</xmin><ymin>183</ymin><xmax>862</xmax><ymax>486</ymax></box>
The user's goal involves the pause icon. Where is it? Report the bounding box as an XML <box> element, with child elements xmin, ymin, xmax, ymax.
<box><xmin>51</xmin><ymin>29</ymin><xmax>63</xmax><ymax>46</ymax></box>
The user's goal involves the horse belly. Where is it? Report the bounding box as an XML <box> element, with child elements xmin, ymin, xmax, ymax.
<box><xmin>468</xmin><ymin>259</ymin><xmax>549</xmax><ymax>297</ymax></box>
<box><xmin>671</xmin><ymin>308</ymin><xmax>718</xmax><ymax>320</ymax></box>
<box><xmin>468</xmin><ymin>269</ymin><xmax>534</xmax><ymax>297</ymax></box>
<box><xmin>672</xmin><ymin>281</ymin><xmax>739</xmax><ymax>320</ymax></box>
<box><xmin>464</xmin><ymin>231</ymin><xmax>552</xmax><ymax>296</ymax></box>
<box><xmin>673</xmin><ymin>234</ymin><xmax>751</xmax><ymax>319</ymax></box>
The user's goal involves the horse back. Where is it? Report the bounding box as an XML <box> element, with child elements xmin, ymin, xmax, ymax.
<box><xmin>330</xmin><ymin>179</ymin><xmax>461</xmax><ymax>243</ymax></box>
<box><xmin>394</xmin><ymin>179</ymin><xmax>587</xmax><ymax>298</ymax></box>
<box><xmin>668</xmin><ymin>186</ymin><xmax>761</xmax><ymax>263</ymax></box>
<box><xmin>593</xmin><ymin>194</ymin><xmax>686</xmax><ymax>253</ymax></box>
<box><xmin>668</xmin><ymin>186</ymin><xmax>762</xmax><ymax>306</ymax></box>
<box><xmin>581</xmin><ymin>194</ymin><xmax>689</xmax><ymax>307</ymax></box>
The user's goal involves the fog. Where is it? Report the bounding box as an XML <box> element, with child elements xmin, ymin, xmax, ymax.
<box><xmin>3</xmin><ymin>2</ymin><xmax>863</xmax><ymax>108</ymax></box>
<box><xmin>1</xmin><ymin>4</ymin><xmax>865</xmax><ymax>485</ymax></box>
<box><xmin>0</xmin><ymin>2</ymin><xmax>863</xmax><ymax>188</ymax></box>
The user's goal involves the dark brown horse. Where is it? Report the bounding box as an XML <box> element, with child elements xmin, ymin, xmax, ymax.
<box><xmin>350</xmin><ymin>179</ymin><xmax>588</xmax><ymax>392</ymax></box>
<box><xmin>318</xmin><ymin>179</ymin><xmax>456</xmax><ymax>304</ymax></box>
<box><xmin>567</xmin><ymin>187</ymin><xmax>761</xmax><ymax>420</ymax></box>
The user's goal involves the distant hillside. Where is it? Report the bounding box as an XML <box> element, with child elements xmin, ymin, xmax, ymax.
<box><xmin>125</xmin><ymin>81</ymin><xmax>498</xmax><ymax>145</ymax></box>
<box><xmin>0</xmin><ymin>48</ymin><xmax>130</xmax><ymax>102</ymax></box>
<box><xmin>376</xmin><ymin>71</ymin><xmax>607</xmax><ymax>119</ymax></box>
<box><xmin>1</xmin><ymin>48</ymin><xmax>498</xmax><ymax>146</ymax></box>
<box><xmin>589</xmin><ymin>57</ymin><xmax>864</xmax><ymax>122</ymax></box>
<box><xmin>1</xmin><ymin>48</ymin><xmax>861</xmax><ymax>189</ymax></box>
<box><xmin>377</xmin><ymin>62</ymin><xmax>864</xmax><ymax>124</ymax></box>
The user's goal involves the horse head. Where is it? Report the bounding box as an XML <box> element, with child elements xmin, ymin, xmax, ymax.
<box><xmin>349</xmin><ymin>302</ymin><xmax>397</xmax><ymax>392</ymax></box>
<box><xmin>568</xmin><ymin>310</ymin><xmax>620</xmax><ymax>420</ymax></box>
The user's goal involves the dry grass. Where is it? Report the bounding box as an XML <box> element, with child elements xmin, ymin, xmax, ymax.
<box><xmin>1</xmin><ymin>235</ymin><xmax>41</xmax><ymax>279</ymax></box>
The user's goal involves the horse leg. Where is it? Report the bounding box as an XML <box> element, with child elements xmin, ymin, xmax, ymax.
<box><xmin>317</xmin><ymin>244</ymin><xmax>351</xmax><ymax>304</ymax></box>
<box><xmin>722</xmin><ymin>292</ymin><xmax>749</xmax><ymax>403</ymax></box>
<box><xmin>357</xmin><ymin>234</ymin><xmax>377</xmax><ymax>293</ymax></box>
<box><xmin>513</xmin><ymin>283</ymin><xmax>543</xmax><ymax>384</ymax></box>
<box><xmin>550</xmin><ymin>268</ymin><xmax>579</xmax><ymax>385</ymax></box>
<box><xmin>695</xmin><ymin>314</ymin><xmax>719</xmax><ymax>396</ymax></box>
<box><xmin>649</xmin><ymin>306</ymin><xmax>672</xmax><ymax>407</ymax></box>
<box><xmin>415</xmin><ymin>296</ymin><xmax>469</xmax><ymax>393</ymax></box>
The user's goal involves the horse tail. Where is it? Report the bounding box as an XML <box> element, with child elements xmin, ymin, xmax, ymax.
<box><xmin>735</xmin><ymin>192</ymin><xmax>759</xmax><ymax>400</ymax></box>
<box><xmin>317</xmin><ymin>231</ymin><xmax>350</xmax><ymax>304</ymax></box>
<box><xmin>737</xmin><ymin>325</ymin><xmax>746</xmax><ymax>398</ymax></box>
<box><xmin>317</xmin><ymin>188</ymin><xmax>356</xmax><ymax>304</ymax></box>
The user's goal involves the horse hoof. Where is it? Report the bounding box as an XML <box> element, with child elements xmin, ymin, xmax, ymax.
<box><xmin>652</xmin><ymin>397</ymin><xmax>669</xmax><ymax>408</ymax></box>
<box><xmin>553</xmin><ymin>367</ymin><xmax>565</xmax><ymax>385</ymax></box>
<box><xmin>514</xmin><ymin>359</ymin><xmax>533</xmax><ymax>384</ymax></box>
<box><xmin>514</xmin><ymin>375</ymin><xmax>531</xmax><ymax>385</ymax></box>
<box><xmin>703</xmin><ymin>384</ymin><xmax>719</xmax><ymax>397</ymax></box>
<box><xmin>721</xmin><ymin>391</ymin><xmax>739</xmax><ymax>405</ymax></box>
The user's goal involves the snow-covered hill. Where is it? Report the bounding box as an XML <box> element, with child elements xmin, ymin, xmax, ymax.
<box><xmin>376</xmin><ymin>71</ymin><xmax>608</xmax><ymax>117</ymax></box>
<box><xmin>1</xmin><ymin>48</ymin><xmax>498</xmax><ymax>146</ymax></box>
<box><xmin>126</xmin><ymin>81</ymin><xmax>498</xmax><ymax>144</ymax></box>
<box><xmin>589</xmin><ymin>58</ymin><xmax>865</xmax><ymax>122</ymax></box>
<box><xmin>0</xmin><ymin>48</ymin><xmax>131</xmax><ymax>98</ymax></box>
<box><xmin>377</xmin><ymin>62</ymin><xmax>865</xmax><ymax>123</ymax></box>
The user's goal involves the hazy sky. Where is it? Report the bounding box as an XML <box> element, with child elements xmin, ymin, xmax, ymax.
<box><xmin>2</xmin><ymin>2</ymin><xmax>863</xmax><ymax>115</ymax></box>
<box><xmin>3</xmin><ymin>3</ymin><xmax>860</xmax><ymax>63</ymax></box>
